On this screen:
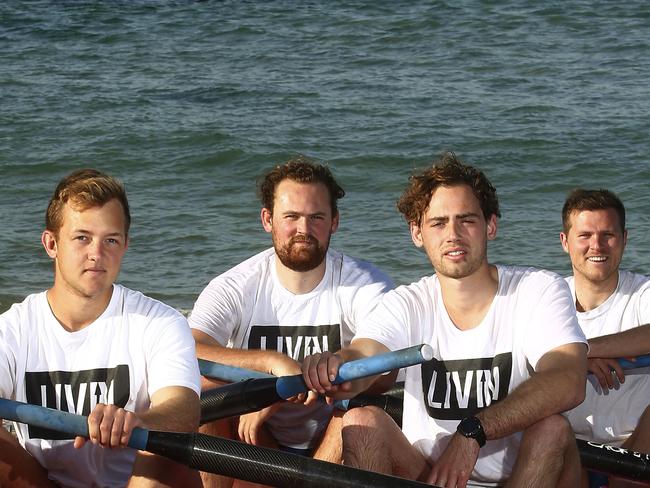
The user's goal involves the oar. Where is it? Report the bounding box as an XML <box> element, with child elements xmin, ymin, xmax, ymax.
<box><xmin>200</xmin><ymin>344</ymin><xmax>432</xmax><ymax>424</ymax></box>
<box><xmin>0</xmin><ymin>398</ymin><xmax>435</xmax><ymax>488</ymax></box>
<box><xmin>615</xmin><ymin>354</ymin><xmax>650</xmax><ymax>370</ymax></box>
<box><xmin>578</xmin><ymin>438</ymin><xmax>650</xmax><ymax>481</ymax></box>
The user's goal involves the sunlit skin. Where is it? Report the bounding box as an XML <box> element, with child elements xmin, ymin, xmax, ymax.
<box><xmin>261</xmin><ymin>179</ymin><xmax>339</xmax><ymax>293</ymax></box>
<box><xmin>560</xmin><ymin>208</ymin><xmax>627</xmax><ymax>312</ymax></box>
<box><xmin>41</xmin><ymin>199</ymin><xmax>129</xmax><ymax>331</ymax></box>
<box><xmin>410</xmin><ymin>184</ymin><xmax>497</xmax><ymax>282</ymax></box>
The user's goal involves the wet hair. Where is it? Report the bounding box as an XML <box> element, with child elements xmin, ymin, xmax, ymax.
<box><xmin>45</xmin><ymin>168</ymin><xmax>131</xmax><ymax>236</ymax></box>
<box><xmin>257</xmin><ymin>155</ymin><xmax>345</xmax><ymax>216</ymax></box>
<box><xmin>561</xmin><ymin>188</ymin><xmax>626</xmax><ymax>234</ymax></box>
<box><xmin>397</xmin><ymin>151</ymin><xmax>500</xmax><ymax>225</ymax></box>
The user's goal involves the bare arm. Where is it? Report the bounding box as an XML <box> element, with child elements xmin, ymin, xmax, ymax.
<box><xmin>478</xmin><ymin>342</ymin><xmax>587</xmax><ymax>439</ymax></box>
<box><xmin>588</xmin><ymin>324</ymin><xmax>650</xmax><ymax>358</ymax></box>
<box><xmin>427</xmin><ymin>342</ymin><xmax>587</xmax><ymax>487</ymax></box>
<box><xmin>128</xmin><ymin>386</ymin><xmax>201</xmax><ymax>488</ymax></box>
<box><xmin>193</xmin><ymin>329</ymin><xmax>302</xmax><ymax>378</ymax></box>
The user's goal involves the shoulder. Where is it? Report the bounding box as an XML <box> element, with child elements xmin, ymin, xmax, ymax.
<box><xmin>334</xmin><ymin>249</ymin><xmax>394</xmax><ymax>288</ymax></box>
<box><xmin>0</xmin><ymin>292</ymin><xmax>47</xmax><ymax>326</ymax></box>
<box><xmin>618</xmin><ymin>269</ymin><xmax>650</xmax><ymax>292</ymax></box>
<box><xmin>204</xmin><ymin>247</ymin><xmax>275</xmax><ymax>289</ymax></box>
<box><xmin>116</xmin><ymin>285</ymin><xmax>185</xmax><ymax>324</ymax></box>
<box><xmin>498</xmin><ymin>264</ymin><xmax>567</xmax><ymax>291</ymax></box>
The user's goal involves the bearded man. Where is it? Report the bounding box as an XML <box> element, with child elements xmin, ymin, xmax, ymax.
<box><xmin>189</xmin><ymin>156</ymin><xmax>393</xmax><ymax>488</ymax></box>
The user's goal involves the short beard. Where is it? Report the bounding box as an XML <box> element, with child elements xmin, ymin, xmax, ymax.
<box><xmin>275</xmin><ymin>235</ymin><xmax>328</xmax><ymax>272</ymax></box>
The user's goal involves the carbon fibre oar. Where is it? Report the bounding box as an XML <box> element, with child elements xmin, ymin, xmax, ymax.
<box><xmin>0</xmin><ymin>398</ymin><xmax>435</xmax><ymax>488</ymax></box>
<box><xmin>201</xmin><ymin>344</ymin><xmax>432</xmax><ymax>424</ymax></box>
<box><xmin>578</xmin><ymin>439</ymin><xmax>650</xmax><ymax>481</ymax></box>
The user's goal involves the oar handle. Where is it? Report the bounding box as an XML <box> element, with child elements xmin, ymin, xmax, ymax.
<box><xmin>198</xmin><ymin>359</ymin><xmax>273</xmax><ymax>381</ymax></box>
<box><xmin>275</xmin><ymin>344</ymin><xmax>433</xmax><ymax>399</ymax></box>
<box><xmin>0</xmin><ymin>398</ymin><xmax>150</xmax><ymax>450</ymax></box>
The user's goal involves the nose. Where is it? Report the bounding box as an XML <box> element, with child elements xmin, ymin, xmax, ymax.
<box><xmin>589</xmin><ymin>234</ymin><xmax>605</xmax><ymax>251</ymax></box>
<box><xmin>296</xmin><ymin>216</ymin><xmax>311</xmax><ymax>234</ymax></box>
<box><xmin>87</xmin><ymin>240</ymin><xmax>103</xmax><ymax>261</ymax></box>
<box><xmin>446</xmin><ymin>219</ymin><xmax>461</xmax><ymax>241</ymax></box>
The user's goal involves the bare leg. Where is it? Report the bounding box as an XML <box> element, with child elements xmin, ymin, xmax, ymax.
<box><xmin>610</xmin><ymin>406</ymin><xmax>650</xmax><ymax>488</ymax></box>
<box><xmin>312</xmin><ymin>409</ymin><xmax>344</xmax><ymax>464</ymax></box>
<box><xmin>507</xmin><ymin>414</ymin><xmax>580</xmax><ymax>488</ymax></box>
<box><xmin>341</xmin><ymin>406</ymin><xmax>429</xmax><ymax>481</ymax></box>
<box><xmin>0</xmin><ymin>424</ymin><xmax>56</xmax><ymax>487</ymax></box>
<box><xmin>128</xmin><ymin>451</ymin><xmax>202</xmax><ymax>488</ymax></box>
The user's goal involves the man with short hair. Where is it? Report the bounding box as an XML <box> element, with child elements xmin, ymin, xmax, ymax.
<box><xmin>190</xmin><ymin>156</ymin><xmax>393</xmax><ymax>487</ymax></box>
<box><xmin>0</xmin><ymin>169</ymin><xmax>202</xmax><ymax>488</ymax></box>
<box><xmin>560</xmin><ymin>188</ymin><xmax>650</xmax><ymax>487</ymax></box>
<box><xmin>302</xmin><ymin>152</ymin><xmax>588</xmax><ymax>488</ymax></box>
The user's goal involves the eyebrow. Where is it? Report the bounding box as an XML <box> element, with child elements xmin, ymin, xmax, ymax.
<box><xmin>424</xmin><ymin>212</ymin><xmax>481</xmax><ymax>223</ymax></box>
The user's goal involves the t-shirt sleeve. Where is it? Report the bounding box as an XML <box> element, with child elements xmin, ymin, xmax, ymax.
<box><xmin>636</xmin><ymin>282</ymin><xmax>650</xmax><ymax>325</ymax></box>
<box><xmin>342</xmin><ymin>265</ymin><xmax>394</xmax><ymax>335</ymax></box>
<box><xmin>0</xmin><ymin>308</ymin><xmax>18</xmax><ymax>398</ymax></box>
<box><xmin>524</xmin><ymin>274</ymin><xmax>587</xmax><ymax>370</ymax></box>
<box><xmin>188</xmin><ymin>274</ymin><xmax>244</xmax><ymax>346</ymax></box>
<box><xmin>146</xmin><ymin>311</ymin><xmax>201</xmax><ymax>397</ymax></box>
<box><xmin>353</xmin><ymin>287</ymin><xmax>414</xmax><ymax>352</ymax></box>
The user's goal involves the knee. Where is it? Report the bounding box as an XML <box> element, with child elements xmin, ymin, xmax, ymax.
<box><xmin>342</xmin><ymin>406</ymin><xmax>390</xmax><ymax>430</ymax></box>
<box><xmin>524</xmin><ymin>414</ymin><xmax>574</xmax><ymax>447</ymax></box>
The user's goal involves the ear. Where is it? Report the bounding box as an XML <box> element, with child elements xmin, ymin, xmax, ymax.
<box><xmin>486</xmin><ymin>214</ymin><xmax>498</xmax><ymax>241</ymax></box>
<box><xmin>330</xmin><ymin>211</ymin><xmax>339</xmax><ymax>234</ymax></box>
<box><xmin>261</xmin><ymin>207</ymin><xmax>273</xmax><ymax>233</ymax></box>
<box><xmin>410</xmin><ymin>221</ymin><xmax>424</xmax><ymax>248</ymax></box>
<box><xmin>42</xmin><ymin>230</ymin><xmax>58</xmax><ymax>259</ymax></box>
<box><xmin>623</xmin><ymin>229</ymin><xmax>628</xmax><ymax>248</ymax></box>
<box><xmin>559</xmin><ymin>231</ymin><xmax>569</xmax><ymax>253</ymax></box>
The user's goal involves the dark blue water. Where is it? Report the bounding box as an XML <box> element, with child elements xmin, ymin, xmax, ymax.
<box><xmin>2</xmin><ymin>1</ymin><xmax>649</xmax><ymax>313</ymax></box>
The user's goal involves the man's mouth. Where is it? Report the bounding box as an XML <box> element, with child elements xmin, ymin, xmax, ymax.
<box><xmin>587</xmin><ymin>256</ymin><xmax>608</xmax><ymax>263</ymax></box>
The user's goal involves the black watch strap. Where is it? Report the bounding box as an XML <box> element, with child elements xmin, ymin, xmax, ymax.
<box><xmin>456</xmin><ymin>416</ymin><xmax>486</xmax><ymax>448</ymax></box>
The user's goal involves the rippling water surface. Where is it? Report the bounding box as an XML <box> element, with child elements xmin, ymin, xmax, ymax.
<box><xmin>2</xmin><ymin>1</ymin><xmax>649</xmax><ymax>313</ymax></box>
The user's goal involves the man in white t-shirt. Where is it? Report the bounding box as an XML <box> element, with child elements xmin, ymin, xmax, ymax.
<box><xmin>0</xmin><ymin>169</ymin><xmax>202</xmax><ymax>488</ymax></box>
<box><xmin>189</xmin><ymin>156</ymin><xmax>393</xmax><ymax>487</ymax></box>
<box><xmin>560</xmin><ymin>188</ymin><xmax>650</xmax><ymax>487</ymax></box>
<box><xmin>302</xmin><ymin>152</ymin><xmax>588</xmax><ymax>488</ymax></box>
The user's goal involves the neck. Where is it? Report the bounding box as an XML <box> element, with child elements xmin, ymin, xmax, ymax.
<box><xmin>46</xmin><ymin>285</ymin><xmax>113</xmax><ymax>332</ymax></box>
<box><xmin>274</xmin><ymin>259</ymin><xmax>327</xmax><ymax>295</ymax></box>
<box><xmin>438</xmin><ymin>263</ymin><xmax>499</xmax><ymax>331</ymax></box>
<box><xmin>573</xmin><ymin>270</ymin><xmax>618</xmax><ymax>313</ymax></box>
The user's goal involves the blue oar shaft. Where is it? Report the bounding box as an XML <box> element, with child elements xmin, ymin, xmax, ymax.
<box><xmin>0</xmin><ymin>399</ymin><xmax>150</xmax><ymax>450</ymax></box>
<box><xmin>275</xmin><ymin>344</ymin><xmax>433</xmax><ymax>399</ymax></box>
<box><xmin>616</xmin><ymin>354</ymin><xmax>650</xmax><ymax>370</ymax></box>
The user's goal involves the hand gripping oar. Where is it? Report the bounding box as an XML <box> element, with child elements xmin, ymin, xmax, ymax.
<box><xmin>200</xmin><ymin>344</ymin><xmax>433</xmax><ymax>424</ymax></box>
<box><xmin>0</xmin><ymin>398</ymin><xmax>436</xmax><ymax>488</ymax></box>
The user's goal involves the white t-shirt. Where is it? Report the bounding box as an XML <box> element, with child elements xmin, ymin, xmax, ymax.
<box><xmin>189</xmin><ymin>247</ymin><xmax>393</xmax><ymax>449</ymax></box>
<box><xmin>0</xmin><ymin>284</ymin><xmax>201</xmax><ymax>488</ymax></box>
<box><xmin>355</xmin><ymin>265</ymin><xmax>586</xmax><ymax>486</ymax></box>
<box><xmin>564</xmin><ymin>270</ymin><xmax>650</xmax><ymax>446</ymax></box>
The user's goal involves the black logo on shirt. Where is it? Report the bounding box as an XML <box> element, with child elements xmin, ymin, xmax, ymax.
<box><xmin>421</xmin><ymin>353</ymin><xmax>512</xmax><ymax>420</ymax></box>
<box><xmin>248</xmin><ymin>324</ymin><xmax>341</xmax><ymax>361</ymax></box>
<box><xmin>24</xmin><ymin>365</ymin><xmax>130</xmax><ymax>440</ymax></box>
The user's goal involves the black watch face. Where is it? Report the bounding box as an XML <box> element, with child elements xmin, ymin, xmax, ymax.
<box><xmin>460</xmin><ymin>416</ymin><xmax>481</xmax><ymax>435</ymax></box>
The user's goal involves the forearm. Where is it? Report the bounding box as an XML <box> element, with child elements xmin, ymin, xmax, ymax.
<box><xmin>193</xmin><ymin>330</ymin><xmax>298</xmax><ymax>376</ymax></box>
<box><xmin>138</xmin><ymin>387</ymin><xmax>200</xmax><ymax>433</ymax></box>
<box><xmin>588</xmin><ymin>324</ymin><xmax>650</xmax><ymax>358</ymax></box>
<box><xmin>478</xmin><ymin>344</ymin><xmax>587</xmax><ymax>440</ymax></box>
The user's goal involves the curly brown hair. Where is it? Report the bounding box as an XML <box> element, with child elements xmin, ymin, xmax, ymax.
<box><xmin>561</xmin><ymin>188</ymin><xmax>625</xmax><ymax>233</ymax></box>
<box><xmin>46</xmin><ymin>168</ymin><xmax>131</xmax><ymax>237</ymax></box>
<box><xmin>397</xmin><ymin>152</ymin><xmax>500</xmax><ymax>226</ymax></box>
<box><xmin>257</xmin><ymin>155</ymin><xmax>345</xmax><ymax>216</ymax></box>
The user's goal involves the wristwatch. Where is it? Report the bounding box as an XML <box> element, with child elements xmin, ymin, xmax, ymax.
<box><xmin>456</xmin><ymin>416</ymin><xmax>486</xmax><ymax>448</ymax></box>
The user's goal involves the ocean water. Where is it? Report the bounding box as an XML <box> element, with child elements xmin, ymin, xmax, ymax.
<box><xmin>2</xmin><ymin>1</ymin><xmax>650</xmax><ymax>314</ymax></box>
